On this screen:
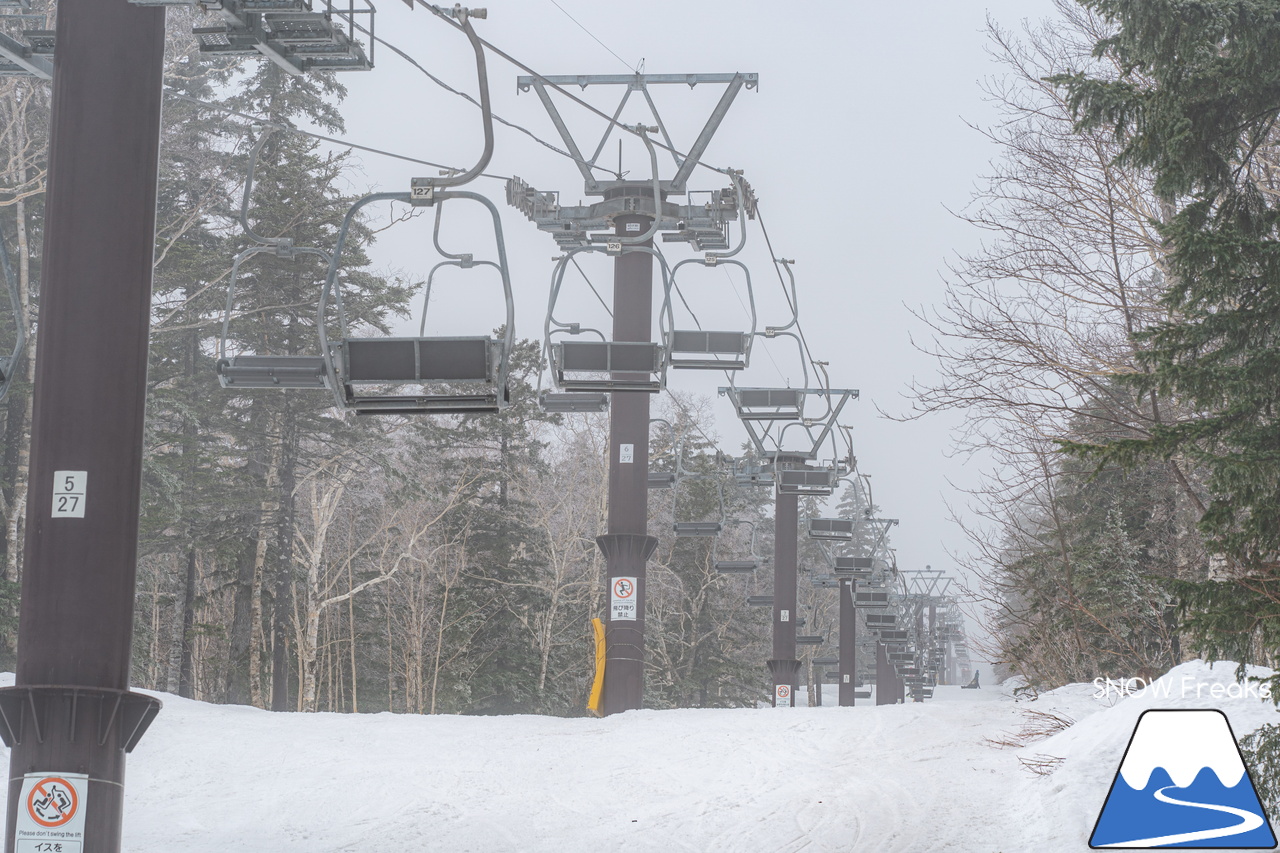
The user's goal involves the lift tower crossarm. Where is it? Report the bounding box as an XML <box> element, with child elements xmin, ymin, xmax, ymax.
<box><xmin>516</xmin><ymin>72</ymin><xmax>758</xmax><ymax>194</ymax></box>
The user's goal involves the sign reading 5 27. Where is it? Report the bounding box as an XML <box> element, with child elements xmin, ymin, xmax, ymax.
<box><xmin>51</xmin><ymin>471</ymin><xmax>86</xmax><ymax>519</ymax></box>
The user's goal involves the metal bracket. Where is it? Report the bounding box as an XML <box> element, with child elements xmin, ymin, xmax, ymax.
<box><xmin>516</xmin><ymin>72</ymin><xmax>757</xmax><ymax>195</ymax></box>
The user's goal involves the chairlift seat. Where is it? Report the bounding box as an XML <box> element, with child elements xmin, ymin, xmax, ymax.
<box><xmin>853</xmin><ymin>690</ymin><xmax>872</xmax><ymax>699</ymax></box>
<box><xmin>714</xmin><ymin>560</ymin><xmax>758</xmax><ymax>574</ymax></box>
<box><xmin>673</xmin><ymin>521</ymin><xmax>722</xmax><ymax>538</ymax></box>
<box><xmin>540</xmin><ymin>392</ymin><xmax>609</xmax><ymax>413</ymax></box>
<box><xmin>833</xmin><ymin>556</ymin><xmax>874</xmax><ymax>576</ymax></box>
<box><xmin>823</xmin><ymin>672</ymin><xmax>842</xmax><ymax>682</ymax></box>
<box><xmin>808</xmin><ymin>518</ymin><xmax>855</xmax><ymax>540</ymax></box>
<box><xmin>343</xmin><ymin>337</ymin><xmax>494</xmax><ymax>383</ymax></box>
<box><xmin>879</xmin><ymin>629</ymin><xmax>909</xmax><ymax>641</ymax></box>
<box><xmin>553</xmin><ymin>341</ymin><xmax>663</xmax><ymax>393</ymax></box>
<box><xmin>865</xmin><ymin>614</ymin><xmax>897</xmax><ymax>627</ymax></box>
<box><xmin>667</xmin><ymin>330</ymin><xmax>750</xmax><ymax>371</ymax></box>
<box><xmin>648</xmin><ymin>472</ymin><xmax>676</xmax><ymax>489</ymax></box>
<box><xmin>732</xmin><ymin>387</ymin><xmax>803</xmax><ymax>420</ymax></box>
<box><xmin>746</xmin><ymin>595</ymin><xmax>773</xmax><ymax>607</ymax></box>
<box><xmin>796</xmin><ymin>635</ymin><xmax>823</xmax><ymax>645</ymax></box>
<box><xmin>855</xmin><ymin>591</ymin><xmax>890</xmax><ymax>608</ymax></box>
<box><xmin>338</xmin><ymin>336</ymin><xmax>507</xmax><ymax>414</ymax></box>
<box><xmin>776</xmin><ymin>466</ymin><xmax>837</xmax><ymax>496</ymax></box>
<box><xmin>217</xmin><ymin>355</ymin><xmax>330</xmax><ymax>390</ymax></box>
<box><xmin>812</xmin><ymin>657</ymin><xmax>839</xmax><ymax>666</ymax></box>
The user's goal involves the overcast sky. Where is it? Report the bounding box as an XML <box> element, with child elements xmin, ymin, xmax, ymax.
<box><xmin>306</xmin><ymin>0</ymin><xmax>1061</xmax><ymax>648</ymax></box>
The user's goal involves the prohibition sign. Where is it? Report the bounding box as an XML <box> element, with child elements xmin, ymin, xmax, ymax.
<box><xmin>776</xmin><ymin>685</ymin><xmax>791</xmax><ymax>700</ymax></box>
<box><xmin>26</xmin><ymin>777</ymin><xmax>78</xmax><ymax>828</ymax></box>
<box><xmin>613</xmin><ymin>578</ymin><xmax>635</xmax><ymax>599</ymax></box>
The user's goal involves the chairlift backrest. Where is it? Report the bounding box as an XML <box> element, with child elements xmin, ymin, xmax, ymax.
<box><xmin>808</xmin><ymin>517</ymin><xmax>854</xmax><ymax>540</ymax></box>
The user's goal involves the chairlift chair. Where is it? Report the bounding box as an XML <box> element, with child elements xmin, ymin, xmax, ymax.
<box><xmin>216</xmin><ymin>245</ymin><xmax>334</xmax><ymax>390</ymax></box>
<box><xmin>671</xmin><ymin>469</ymin><xmax>725</xmax><ymax>538</ymax></box>
<box><xmin>775</xmin><ymin>460</ymin><xmax>839</xmax><ymax>496</ymax></box>
<box><xmin>544</xmin><ymin>246</ymin><xmax>669</xmax><ymax>393</ymax></box>
<box><xmin>746</xmin><ymin>595</ymin><xmax>773</xmax><ymax>607</ymax></box>
<box><xmin>215</xmin><ymin>129</ymin><xmax>334</xmax><ymax>391</ymax></box>
<box><xmin>713</xmin><ymin>520</ymin><xmax>766</xmax><ymax>574</ymax></box>
<box><xmin>661</xmin><ymin>252</ymin><xmax>756</xmax><ymax>372</ymax></box>
<box><xmin>320</xmin><ymin>189</ymin><xmax>514</xmax><ymax>415</ymax></box>
<box><xmin>855</xmin><ymin>591</ymin><xmax>890</xmax><ymax>608</ymax></box>
<box><xmin>807</xmin><ymin>517</ymin><xmax>855</xmax><ymax>541</ymax></box>
<box><xmin>833</xmin><ymin>556</ymin><xmax>874</xmax><ymax>577</ymax></box>
<box><xmin>796</xmin><ymin>635</ymin><xmax>824</xmax><ymax>646</ymax></box>
<box><xmin>538</xmin><ymin>391</ymin><xmax>609</xmax><ymax>413</ymax></box>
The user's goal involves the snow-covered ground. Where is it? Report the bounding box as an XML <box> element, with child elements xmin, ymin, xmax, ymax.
<box><xmin>3</xmin><ymin>661</ymin><xmax>1277</xmax><ymax>851</ymax></box>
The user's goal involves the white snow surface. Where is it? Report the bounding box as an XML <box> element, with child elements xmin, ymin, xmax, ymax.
<box><xmin>1117</xmin><ymin>709</ymin><xmax>1246</xmax><ymax>790</ymax></box>
<box><xmin>0</xmin><ymin>661</ymin><xmax>1275</xmax><ymax>852</ymax></box>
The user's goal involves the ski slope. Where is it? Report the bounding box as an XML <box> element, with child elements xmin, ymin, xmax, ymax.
<box><xmin>0</xmin><ymin>661</ymin><xmax>1276</xmax><ymax>852</ymax></box>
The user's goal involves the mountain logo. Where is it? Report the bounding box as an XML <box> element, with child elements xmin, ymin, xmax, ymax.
<box><xmin>1090</xmin><ymin>709</ymin><xmax>1277</xmax><ymax>848</ymax></box>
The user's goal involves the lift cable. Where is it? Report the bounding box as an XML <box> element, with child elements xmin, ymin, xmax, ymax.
<box><xmin>345</xmin><ymin>20</ymin><xmax>616</xmax><ymax>175</ymax></box>
<box><xmin>546</xmin><ymin>0</ymin><xmax>636</xmax><ymax>73</ymax></box>
<box><xmin>163</xmin><ymin>90</ymin><xmax>508</xmax><ymax>178</ymax></box>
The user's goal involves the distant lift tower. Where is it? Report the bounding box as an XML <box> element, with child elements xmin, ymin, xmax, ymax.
<box><xmin>720</xmin><ymin>386</ymin><xmax>857</xmax><ymax>705</ymax></box>
<box><xmin>509</xmin><ymin>72</ymin><xmax>756</xmax><ymax>714</ymax></box>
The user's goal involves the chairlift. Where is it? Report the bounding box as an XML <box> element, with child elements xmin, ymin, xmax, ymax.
<box><xmin>746</xmin><ymin>595</ymin><xmax>773</xmax><ymax>607</ymax></box>
<box><xmin>0</xmin><ymin>233</ymin><xmax>24</xmax><ymax>403</ymax></box>
<box><xmin>661</xmin><ymin>229</ymin><xmax>756</xmax><ymax>371</ymax></box>
<box><xmin>317</xmin><ymin>14</ymin><xmax>513</xmax><ymax>415</ymax></box>
<box><xmin>833</xmin><ymin>556</ymin><xmax>874</xmax><ymax>577</ymax></box>
<box><xmin>672</xmin><ymin>470</ymin><xmax>725</xmax><ymax>538</ymax></box>
<box><xmin>807</xmin><ymin>517</ymin><xmax>854</xmax><ymax>541</ymax></box>
<box><xmin>855</xmin><ymin>591</ymin><xmax>890</xmax><ymax>608</ymax></box>
<box><xmin>714</xmin><ymin>520</ymin><xmax>766</xmax><ymax>574</ymax></box>
<box><xmin>811</xmin><ymin>575</ymin><xmax>841</xmax><ymax>589</ymax></box>
<box><xmin>812</xmin><ymin>656</ymin><xmax>839</xmax><ymax>667</ymax></box>
<box><xmin>538</xmin><ymin>391</ymin><xmax>608</xmax><ymax>413</ymax></box>
<box><xmin>215</xmin><ymin>128</ymin><xmax>333</xmax><ymax>391</ymax></box>
<box><xmin>646</xmin><ymin>419</ymin><xmax>678</xmax><ymax>489</ymax></box>
<box><xmin>320</xmin><ymin>188</ymin><xmax>514</xmax><ymax>414</ymax></box>
<box><xmin>865</xmin><ymin>613</ymin><xmax>897</xmax><ymax>628</ymax></box>
<box><xmin>775</xmin><ymin>459</ymin><xmax>840</xmax><ymax>496</ymax></box>
<box><xmin>543</xmin><ymin>129</ymin><xmax>674</xmax><ymax>393</ymax></box>
<box><xmin>544</xmin><ymin>244</ymin><xmax>669</xmax><ymax>394</ymax></box>
<box><xmin>796</xmin><ymin>635</ymin><xmax>824</xmax><ymax>646</ymax></box>
<box><xmin>730</xmin><ymin>455</ymin><xmax>774</xmax><ymax>487</ymax></box>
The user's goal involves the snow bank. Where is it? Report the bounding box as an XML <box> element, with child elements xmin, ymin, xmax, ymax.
<box><xmin>0</xmin><ymin>662</ymin><xmax>1272</xmax><ymax>851</ymax></box>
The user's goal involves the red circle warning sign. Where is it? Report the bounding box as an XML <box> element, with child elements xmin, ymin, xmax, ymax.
<box><xmin>26</xmin><ymin>776</ymin><xmax>78</xmax><ymax>828</ymax></box>
<box><xmin>613</xmin><ymin>578</ymin><xmax>635</xmax><ymax>599</ymax></box>
<box><xmin>776</xmin><ymin>685</ymin><xmax>791</xmax><ymax>700</ymax></box>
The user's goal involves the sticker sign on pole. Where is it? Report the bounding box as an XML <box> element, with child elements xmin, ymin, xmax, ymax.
<box><xmin>611</xmin><ymin>576</ymin><xmax>637</xmax><ymax>621</ymax></box>
<box><xmin>775</xmin><ymin>684</ymin><xmax>792</xmax><ymax>706</ymax></box>
<box><xmin>15</xmin><ymin>772</ymin><xmax>87</xmax><ymax>853</ymax></box>
<box><xmin>51</xmin><ymin>471</ymin><xmax>86</xmax><ymax>519</ymax></box>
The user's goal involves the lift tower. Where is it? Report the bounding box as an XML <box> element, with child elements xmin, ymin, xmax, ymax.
<box><xmin>0</xmin><ymin>3</ymin><xmax>166</xmax><ymax>851</ymax></box>
<box><xmin>0</xmin><ymin>2</ymin><xmax>376</xmax><ymax>849</ymax></box>
<box><xmin>510</xmin><ymin>72</ymin><xmax>756</xmax><ymax>714</ymax></box>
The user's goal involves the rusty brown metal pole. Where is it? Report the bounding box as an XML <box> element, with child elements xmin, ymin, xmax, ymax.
<box><xmin>598</xmin><ymin>210</ymin><xmax>658</xmax><ymax>715</ymax></box>
<box><xmin>0</xmin><ymin>2</ymin><xmax>166</xmax><ymax>851</ymax></box>
<box><xmin>767</xmin><ymin>458</ymin><xmax>801</xmax><ymax>706</ymax></box>
<box><xmin>838</xmin><ymin>578</ymin><xmax>856</xmax><ymax>706</ymax></box>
